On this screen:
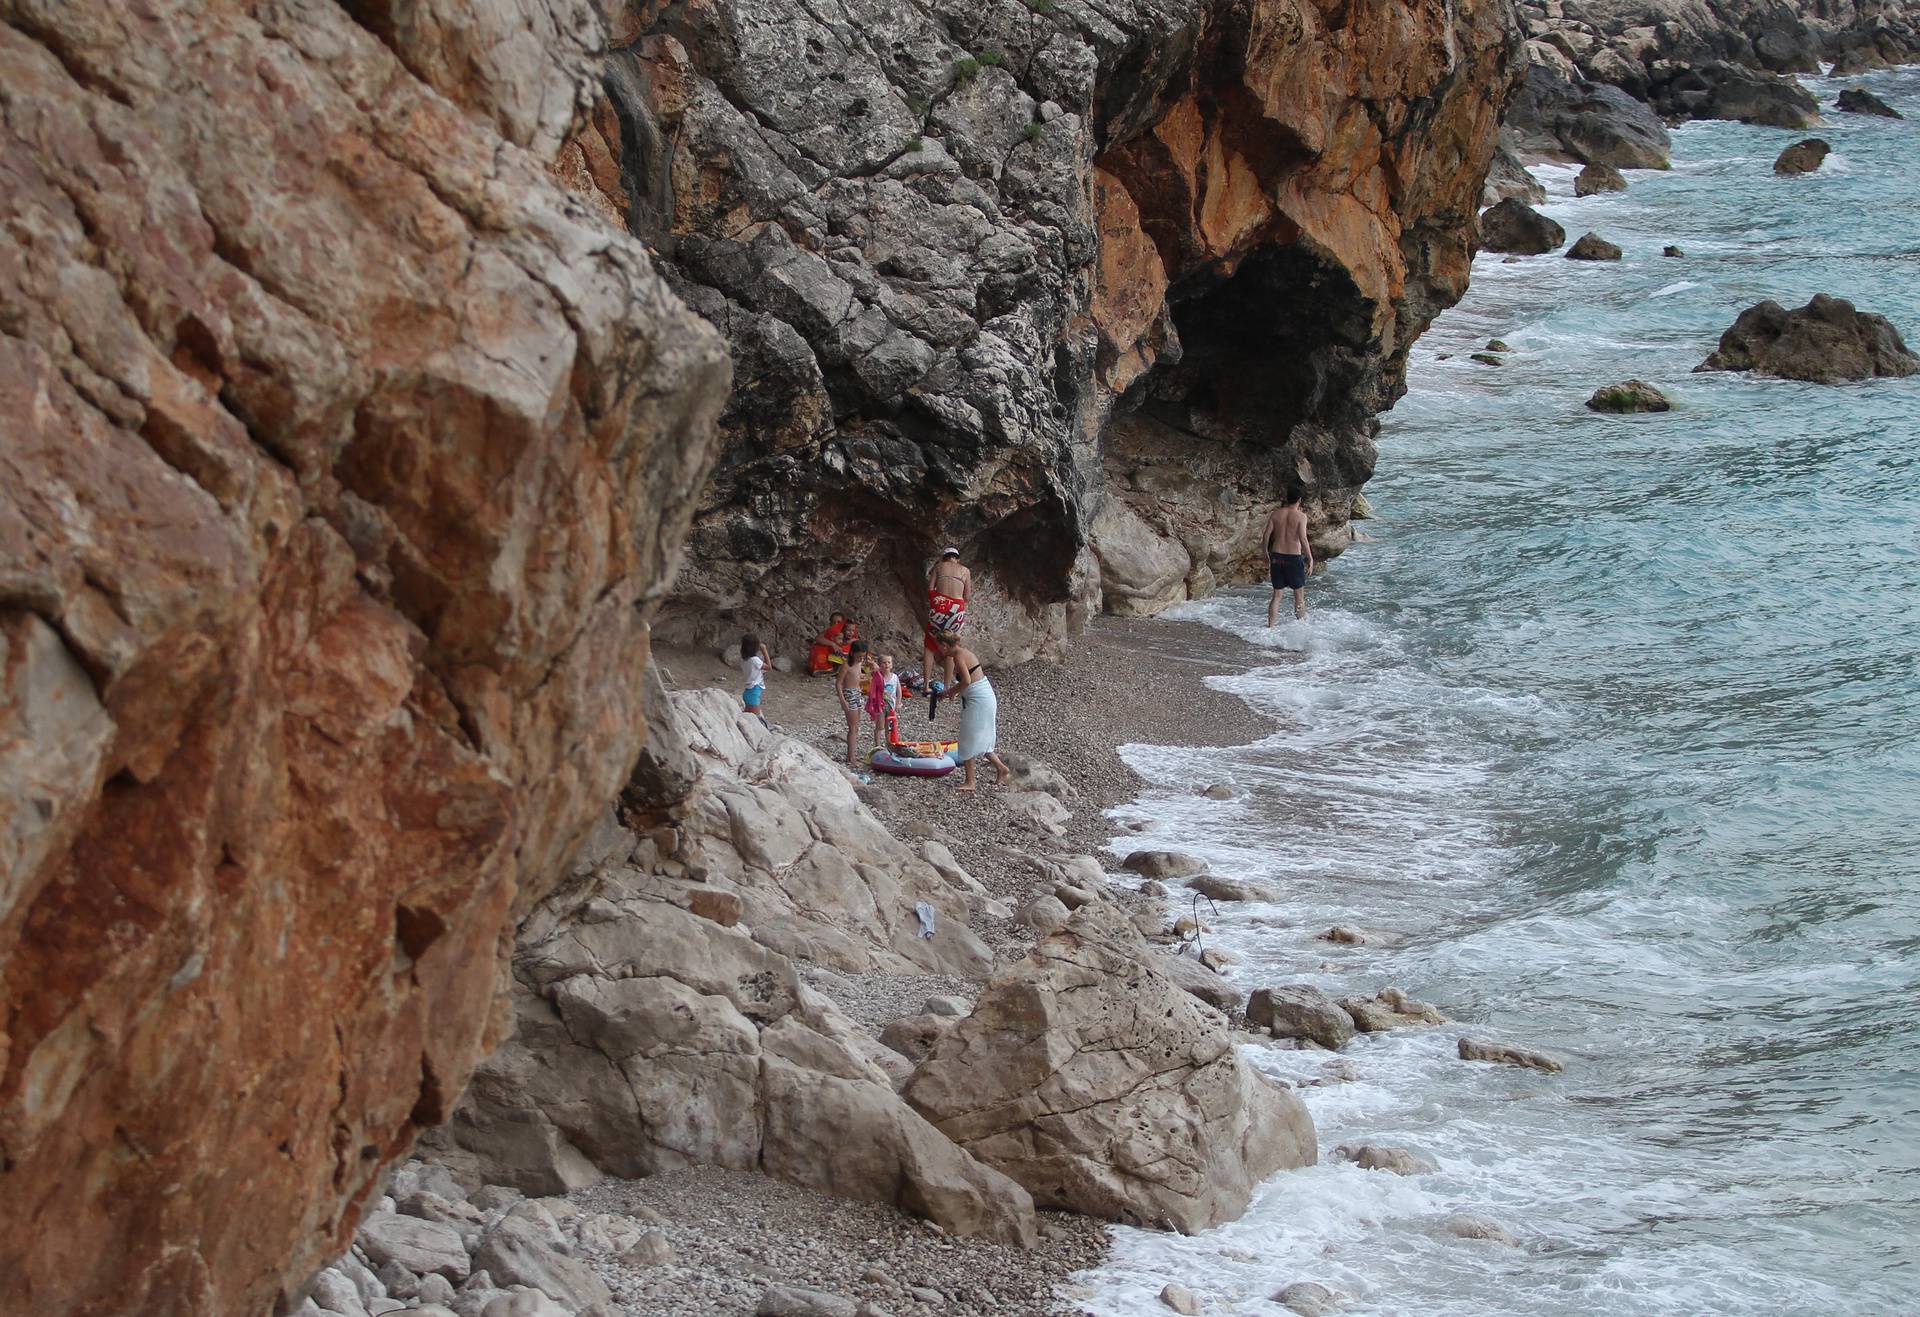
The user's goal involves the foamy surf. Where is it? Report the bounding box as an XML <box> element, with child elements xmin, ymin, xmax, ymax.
<box><xmin>1078</xmin><ymin>65</ymin><xmax>1920</xmax><ymax>1317</ymax></box>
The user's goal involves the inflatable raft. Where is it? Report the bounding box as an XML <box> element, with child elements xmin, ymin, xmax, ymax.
<box><xmin>870</xmin><ymin>739</ymin><xmax>959</xmax><ymax>777</ymax></box>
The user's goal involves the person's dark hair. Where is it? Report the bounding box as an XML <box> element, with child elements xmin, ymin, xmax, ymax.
<box><xmin>848</xmin><ymin>639</ymin><xmax>869</xmax><ymax>655</ymax></box>
<box><xmin>740</xmin><ymin>634</ymin><xmax>760</xmax><ymax>660</ymax></box>
<box><xmin>1281</xmin><ymin>486</ymin><xmax>1303</xmax><ymax>506</ymax></box>
<box><xmin>830</xmin><ymin>611</ymin><xmax>845</xmax><ymax>624</ymax></box>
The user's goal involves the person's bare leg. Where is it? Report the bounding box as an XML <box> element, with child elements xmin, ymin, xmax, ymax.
<box><xmin>958</xmin><ymin>757</ymin><xmax>977</xmax><ymax>791</ymax></box>
<box><xmin>846</xmin><ymin>708</ymin><xmax>861</xmax><ymax>765</ymax></box>
<box><xmin>1268</xmin><ymin>589</ymin><xmax>1282</xmax><ymax>627</ymax></box>
<box><xmin>990</xmin><ymin>751</ymin><xmax>1010</xmax><ymax>786</ymax></box>
<box><xmin>1293</xmin><ymin>585</ymin><xmax>1307</xmax><ymax>620</ymax></box>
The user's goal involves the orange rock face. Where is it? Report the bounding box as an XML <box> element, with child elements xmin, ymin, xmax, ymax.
<box><xmin>0</xmin><ymin>3</ymin><xmax>727</xmax><ymax>1314</ymax></box>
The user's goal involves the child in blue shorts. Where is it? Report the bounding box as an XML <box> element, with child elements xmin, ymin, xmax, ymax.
<box><xmin>740</xmin><ymin>635</ymin><xmax>771</xmax><ymax>719</ymax></box>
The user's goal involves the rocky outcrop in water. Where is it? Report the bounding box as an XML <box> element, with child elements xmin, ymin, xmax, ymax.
<box><xmin>587</xmin><ymin>0</ymin><xmax>1522</xmax><ymax>652</ymax></box>
<box><xmin>1566</xmin><ymin>231</ymin><xmax>1626</xmax><ymax>259</ymax></box>
<box><xmin>1774</xmin><ymin>137</ymin><xmax>1834</xmax><ymax>172</ymax></box>
<box><xmin>1587</xmin><ymin>380</ymin><xmax>1675</xmax><ymax>411</ymax></box>
<box><xmin>1513</xmin><ymin>0</ymin><xmax>1914</xmax><ymax>126</ymax></box>
<box><xmin>1504</xmin><ymin>61</ymin><xmax>1674</xmax><ymax>167</ymax></box>
<box><xmin>1577</xmin><ymin>162</ymin><xmax>1631</xmax><ymax>195</ymax></box>
<box><xmin>1837</xmin><ymin>86</ymin><xmax>1902</xmax><ymax>115</ymax></box>
<box><xmin>1480</xmin><ymin>199</ymin><xmax>1569</xmax><ymax>254</ymax></box>
<box><xmin>1696</xmin><ymin>294</ymin><xmax>1920</xmax><ymax>381</ymax></box>
<box><xmin>0</xmin><ymin>3</ymin><xmax>728</xmax><ymax>1313</ymax></box>
<box><xmin>904</xmin><ymin>902</ymin><xmax>1315</xmax><ymax>1233</ymax></box>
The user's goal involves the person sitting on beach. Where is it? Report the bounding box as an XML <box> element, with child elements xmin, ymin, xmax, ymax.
<box><xmin>739</xmin><ymin>634</ymin><xmax>771</xmax><ymax>720</ymax></box>
<box><xmin>922</xmin><ymin>549</ymin><xmax>970</xmax><ymax>693</ymax></box>
<box><xmin>835</xmin><ymin>640</ymin><xmax>871</xmax><ymax>767</ymax></box>
<box><xmin>867</xmin><ymin>653</ymin><xmax>902</xmax><ymax>749</ymax></box>
<box><xmin>935</xmin><ymin>637</ymin><xmax>1009</xmax><ymax>791</ymax></box>
<box><xmin>1264</xmin><ymin>488</ymin><xmax>1314</xmax><ymax>626</ymax></box>
<box><xmin>807</xmin><ymin>612</ymin><xmax>858</xmax><ymax>675</ymax></box>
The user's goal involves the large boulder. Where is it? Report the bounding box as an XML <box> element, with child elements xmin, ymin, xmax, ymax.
<box><xmin>1586</xmin><ymin>381</ymin><xmax>1673</xmax><ymax>414</ymax></box>
<box><xmin>1774</xmin><ymin>139</ymin><xmax>1832</xmax><ymax>176</ymax></box>
<box><xmin>0</xmin><ymin>3</ymin><xmax>730</xmax><ymax>1312</ymax></box>
<box><xmin>1837</xmin><ymin>88</ymin><xmax>1901</xmax><ymax>119</ymax></box>
<box><xmin>1574</xmin><ymin>162</ymin><xmax>1627</xmax><ymax>197</ymax></box>
<box><xmin>1248</xmin><ymin>986</ymin><xmax>1356</xmax><ymax>1050</ymax></box>
<box><xmin>904</xmin><ymin>903</ymin><xmax>1315</xmax><ymax>1233</ymax></box>
<box><xmin>1481</xmin><ymin>136</ymin><xmax>1547</xmax><ymax>208</ymax></box>
<box><xmin>1479</xmin><ymin>199</ymin><xmax>1566</xmax><ymax>255</ymax></box>
<box><xmin>1697</xmin><ymin>296</ymin><xmax>1920</xmax><ymax>383</ymax></box>
<box><xmin>1565</xmin><ymin>232</ymin><xmax>1624</xmax><ymax>261</ymax></box>
<box><xmin>1667</xmin><ymin>61</ymin><xmax>1821</xmax><ymax>128</ymax></box>
<box><xmin>1504</xmin><ymin>64</ymin><xmax>1671</xmax><ymax>169</ymax></box>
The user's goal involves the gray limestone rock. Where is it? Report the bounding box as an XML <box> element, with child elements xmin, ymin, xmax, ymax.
<box><xmin>1273</xmin><ymin>1281</ymin><xmax>1341</xmax><ymax>1315</ymax></box>
<box><xmin>1159</xmin><ymin>1282</ymin><xmax>1201</xmax><ymax>1314</ymax></box>
<box><xmin>1335</xmin><ymin>1142</ymin><xmax>1438</xmax><ymax>1175</ymax></box>
<box><xmin>1248</xmin><ymin>986</ymin><xmax>1356</xmax><ymax>1050</ymax></box>
<box><xmin>1773</xmin><ymin>138</ymin><xmax>1831</xmax><ymax>175</ymax></box>
<box><xmin>1696</xmin><ymin>295</ymin><xmax>1920</xmax><ymax>383</ymax></box>
<box><xmin>1188</xmin><ymin>874</ymin><xmax>1279</xmax><ymax>903</ymax></box>
<box><xmin>906</xmin><ymin>903</ymin><xmax>1315</xmax><ymax>1233</ymax></box>
<box><xmin>1566</xmin><ymin>232</ymin><xmax>1624</xmax><ymax>261</ymax></box>
<box><xmin>757</xmin><ymin>1284</ymin><xmax>861</xmax><ymax>1317</ymax></box>
<box><xmin>1446</xmin><ymin>1212</ymin><xmax>1522</xmax><ymax>1246</ymax></box>
<box><xmin>1479</xmin><ymin>199</ymin><xmax>1566</xmax><ymax>255</ymax></box>
<box><xmin>355</xmin><ymin>1214</ymin><xmax>471</xmax><ymax>1285</ymax></box>
<box><xmin>1121</xmin><ymin>850</ymin><xmax>1208</xmax><ymax>880</ymax></box>
<box><xmin>470</xmin><ymin>1217</ymin><xmax>614</xmax><ymax>1314</ymax></box>
<box><xmin>1585</xmin><ymin>380</ymin><xmax>1672</xmax><ymax>413</ymax></box>
<box><xmin>1458</xmin><ymin>1037</ymin><xmax>1566</xmax><ymax>1072</ymax></box>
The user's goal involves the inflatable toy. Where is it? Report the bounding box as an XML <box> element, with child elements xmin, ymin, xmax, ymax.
<box><xmin>870</xmin><ymin>739</ymin><xmax>958</xmax><ymax>777</ymax></box>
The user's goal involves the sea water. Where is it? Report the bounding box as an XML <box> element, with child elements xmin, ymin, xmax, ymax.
<box><xmin>1079</xmin><ymin>66</ymin><xmax>1920</xmax><ymax>1316</ymax></box>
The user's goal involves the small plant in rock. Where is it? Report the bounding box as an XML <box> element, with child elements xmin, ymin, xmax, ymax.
<box><xmin>906</xmin><ymin>136</ymin><xmax>924</xmax><ymax>152</ymax></box>
<box><xmin>952</xmin><ymin>55</ymin><xmax>981</xmax><ymax>84</ymax></box>
<box><xmin>904</xmin><ymin>92</ymin><xmax>927</xmax><ymax>115</ymax></box>
<box><xmin>1024</xmin><ymin>121</ymin><xmax>1044</xmax><ymax>143</ymax></box>
<box><xmin>977</xmin><ymin>50</ymin><xmax>1005</xmax><ymax>67</ymax></box>
<box><xmin>1028</xmin><ymin>0</ymin><xmax>1058</xmax><ymax>13</ymax></box>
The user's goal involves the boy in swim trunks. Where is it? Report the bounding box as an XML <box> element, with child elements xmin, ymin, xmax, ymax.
<box><xmin>836</xmin><ymin>640</ymin><xmax>870</xmax><ymax>766</ymax></box>
<box><xmin>1265</xmin><ymin>488</ymin><xmax>1313</xmax><ymax>626</ymax></box>
<box><xmin>923</xmin><ymin>547</ymin><xmax>971</xmax><ymax>696</ymax></box>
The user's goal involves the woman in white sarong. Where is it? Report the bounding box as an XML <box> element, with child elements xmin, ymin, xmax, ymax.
<box><xmin>936</xmin><ymin>638</ymin><xmax>1010</xmax><ymax>790</ymax></box>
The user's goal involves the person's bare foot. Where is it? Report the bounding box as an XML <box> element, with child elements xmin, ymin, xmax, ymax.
<box><xmin>993</xmin><ymin>766</ymin><xmax>1011</xmax><ymax>786</ymax></box>
<box><xmin>956</xmin><ymin>782</ymin><xmax>977</xmax><ymax>792</ymax></box>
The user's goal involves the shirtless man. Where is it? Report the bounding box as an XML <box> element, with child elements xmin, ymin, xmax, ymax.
<box><xmin>1264</xmin><ymin>489</ymin><xmax>1313</xmax><ymax>626</ymax></box>
<box><xmin>923</xmin><ymin>547</ymin><xmax>971</xmax><ymax>694</ymax></box>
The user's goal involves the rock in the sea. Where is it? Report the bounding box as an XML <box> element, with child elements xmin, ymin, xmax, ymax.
<box><xmin>0</xmin><ymin>2</ymin><xmax>731</xmax><ymax>1309</ymax></box>
<box><xmin>1774</xmin><ymin>138</ymin><xmax>1832</xmax><ymax>175</ymax></box>
<box><xmin>1272</xmin><ymin>1281</ymin><xmax>1341</xmax><ymax>1316</ymax></box>
<box><xmin>1202</xmin><ymin>782</ymin><xmax>1235</xmax><ymax>800</ymax></box>
<box><xmin>1696</xmin><ymin>295</ymin><xmax>1920</xmax><ymax>382</ymax></box>
<box><xmin>1481</xmin><ymin>137</ymin><xmax>1547</xmax><ymax>208</ymax></box>
<box><xmin>1341</xmin><ymin>990</ymin><xmax>1447</xmax><ymax>1032</ymax></box>
<box><xmin>1189</xmin><ymin>874</ymin><xmax>1279</xmax><ymax>903</ymax></box>
<box><xmin>1837</xmin><ymin>88</ymin><xmax>1901</xmax><ymax>118</ymax></box>
<box><xmin>1663</xmin><ymin>245</ymin><xmax>1687</xmax><ymax>258</ymax></box>
<box><xmin>1485</xmin><ymin>340</ymin><xmax>1512</xmax><ymax>353</ymax></box>
<box><xmin>1672</xmin><ymin>61</ymin><xmax>1821</xmax><ymax>128</ymax></box>
<box><xmin>1445</xmin><ymin>1212</ymin><xmax>1521</xmax><ymax>1246</ymax></box>
<box><xmin>1469</xmin><ymin>353</ymin><xmax>1506</xmax><ymax>367</ymax></box>
<box><xmin>1504</xmin><ymin>66</ymin><xmax>1672</xmax><ymax>169</ymax></box>
<box><xmin>1457</xmin><ymin>1037</ymin><xmax>1565</xmax><ymax>1072</ymax></box>
<box><xmin>1575</xmin><ymin>162</ymin><xmax>1628</xmax><ymax>196</ymax></box>
<box><xmin>905</xmin><ymin>903</ymin><xmax>1315</xmax><ymax>1233</ymax></box>
<box><xmin>1335</xmin><ymin>1142</ymin><xmax>1438</xmax><ymax>1176</ymax></box>
<box><xmin>1586</xmin><ymin>380</ymin><xmax>1672</xmax><ymax>413</ymax></box>
<box><xmin>1248</xmin><ymin>986</ymin><xmax>1356</xmax><ymax>1050</ymax></box>
<box><xmin>1159</xmin><ymin>1282</ymin><xmax>1202</xmax><ymax>1315</ymax></box>
<box><xmin>1566</xmin><ymin>232</ymin><xmax>1624</xmax><ymax>261</ymax></box>
<box><xmin>1479</xmin><ymin>199</ymin><xmax>1567</xmax><ymax>255</ymax></box>
<box><xmin>1199</xmin><ymin>947</ymin><xmax>1239</xmax><ymax>972</ymax></box>
<box><xmin>1123</xmin><ymin>850</ymin><xmax>1209</xmax><ymax>880</ymax></box>
<box><xmin>1161</xmin><ymin>953</ymin><xmax>1246</xmax><ymax>1015</ymax></box>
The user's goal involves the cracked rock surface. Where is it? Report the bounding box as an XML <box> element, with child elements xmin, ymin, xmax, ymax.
<box><xmin>0</xmin><ymin>2</ymin><xmax>727</xmax><ymax>1312</ymax></box>
<box><xmin>904</xmin><ymin>901</ymin><xmax>1314</xmax><ymax>1233</ymax></box>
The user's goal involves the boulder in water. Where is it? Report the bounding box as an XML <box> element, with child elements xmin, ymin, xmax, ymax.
<box><xmin>1668</xmin><ymin>61</ymin><xmax>1821</xmax><ymax>128</ymax></box>
<box><xmin>1574</xmin><ymin>162</ymin><xmax>1627</xmax><ymax>196</ymax></box>
<box><xmin>1273</xmin><ymin>1281</ymin><xmax>1342</xmax><ymax>1316</ymax></box>
<box><xmin>1837</xmin><ymin>88</ymin><xmax>1901</xmax><ymax>118</ymax></box>
<box><xmin>1773</xmin><ymin>138</ymin><xmax>1831</xmax><ymax>176</ymax></box>
<box><xmin>1504</xmin><ymin>65</ymin><xmax>1671</xmax><ymax>169</ymax></box>
<box><xmin>1458</xmin><ymin>1036</ymin><xmax>1565</xmax><ymax>1072</ymax></box>
<box><xmin>1248</xmin><ymin>985</ymin><xmax>1356</xmax><ymax>1049</ymax></box>
<box><xmin>1696</xmin><ymin>295</ymin><xmax>1920</xmax><ymax>383</ymax></box>
<box><xmin>1336</xmin><ymin>1142</ymin><xmax>1438</xmax><ymax>1175</ymax></box>
<box><xmin>1566</xmin><ymin>232</ymin><xmax>1624</xmax><ymax>261</ymax></box>
<box><xmin>1481</xmin><ymin>136</ymin><xmax>1546</xmax><ymax>208</ymax></box>
<box><xmin>1122</xmin><ymin>849</ymin><xmax>1207</xmax><ymax>880</ymax></box>
<box><xmin>1446</xmin><ymin>1212</ymin><xmax>1521</xmax><ymax>1246</ymax></box>
<box><xmin>1586</xmin><ymin>380</ymin><xmax>1672</xmax><ymax>413</ymax></box>
<box><xmin>1663</xmin><ymin>245</ymin><xmax>1686</xmax><ymax>258</ymax></box>
<box><xmin>1479</xmin><ymin>198</ymin><xmax>1565</xmax><ymax>254</ymax></box>
<box><xmin>1469</xmin><ymin>352</ymin><xmax>1506</xmax><ymax>367</ymax></box>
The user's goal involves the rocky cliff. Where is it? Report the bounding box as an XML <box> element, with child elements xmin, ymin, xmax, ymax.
<box><xmin>587</xmin><ymin>0</ymin><xmax>1522</xmax><ymax>651</ymax></box>
<box><xmin>0</xmin><ymin>2</ymin><xmax>727</xmax><ymax>1313</ymax></box>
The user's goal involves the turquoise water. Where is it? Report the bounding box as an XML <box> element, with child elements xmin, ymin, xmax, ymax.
<box><xmin>1082</xmin><ymin>67</ymin><xmax>1920</xmax><ymax>1315</ymax></box>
